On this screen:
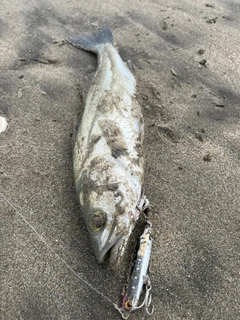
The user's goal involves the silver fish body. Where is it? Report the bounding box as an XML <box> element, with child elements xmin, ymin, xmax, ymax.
<box><xmin>67</xmin><ymin>27</ymin><xmax>147</xmax><ymax>271</ymax></box>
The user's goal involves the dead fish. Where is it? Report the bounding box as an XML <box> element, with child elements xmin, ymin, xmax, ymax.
<box><xmin>67</xmin><ymin>27</ymin><xmax>148</xmax><ymax>272</ymax></box>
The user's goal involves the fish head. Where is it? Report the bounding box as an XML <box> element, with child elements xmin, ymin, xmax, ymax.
<box><xmin>86</xmin><ymin>204</ymin><xmax>134</xmax><ymax>263</ymax></box>
<box><xmin>78</xmin><ymin>173</ymin><xmax>141</xmax><ymax>272</ymax></box>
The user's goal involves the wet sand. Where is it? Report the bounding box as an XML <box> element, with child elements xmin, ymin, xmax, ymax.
<box><xmin>1</xmin><ymin>0</ymin><xmax>240</xmax><ymax>319</ymax></box>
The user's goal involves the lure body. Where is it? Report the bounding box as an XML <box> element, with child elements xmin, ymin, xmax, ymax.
<box><xmin>121</xmin><ymin>224</ymin><xmax>152</xmax><ymax>314</ymax></box>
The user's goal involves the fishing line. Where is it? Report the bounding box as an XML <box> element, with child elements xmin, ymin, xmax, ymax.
<box><xmin>0</xmin><ymin>192</ymin><xmax>115</xmax><ymax>308</ymax></box>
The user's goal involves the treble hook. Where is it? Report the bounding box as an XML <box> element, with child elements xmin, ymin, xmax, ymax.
<box><xmin>144</xmin><ymin>282</ymin><xmax>154</xmax><ymax>316</ymax></box>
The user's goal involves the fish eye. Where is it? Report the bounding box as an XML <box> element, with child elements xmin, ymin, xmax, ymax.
<box><xmin>89</xmin><ymin>211</ymin><xmax>106</xmax><ymax>232</ymax></box>
<box><xmin>125</xmin><ymin>300</ymin><xmax>132</xmax><ymax>309</ymax></box>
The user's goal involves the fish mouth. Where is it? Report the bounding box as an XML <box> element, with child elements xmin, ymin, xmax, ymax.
<box><xmin>93</xmin><ymin>223</ymin><xmax>134</xmax><ymax>267</ymax></box>
<box><xmin>95</xmin><ymin>237</ymin><xmax>121</xmax><ymax>263</ymax></box>
<box><xmin>94</xmin><ymin>232</ymin><xmax>125</xmax><ymax>263</ymax></box>
<box><xmin>109</xmin><ymin>234</ymin><xmax>130</xmax><ymax>269</ymax></box>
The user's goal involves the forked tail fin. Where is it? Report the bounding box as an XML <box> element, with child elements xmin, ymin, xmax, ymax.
<box><xmin>66</xmin><ymin>26</ymin><xmax>114</xmax><ymax>54</ymax></box>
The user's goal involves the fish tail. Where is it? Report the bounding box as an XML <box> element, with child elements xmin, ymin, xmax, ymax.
<box><xmin>66</xmin><ymin>26</ymin><xmax>114</xmax><ymax>54</ymax></box>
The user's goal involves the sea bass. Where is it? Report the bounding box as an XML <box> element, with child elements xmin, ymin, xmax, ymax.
<box><xmin>67</xmin><ymin>27</ymin><xmax>148</xmax><ymax>272</ymax></box>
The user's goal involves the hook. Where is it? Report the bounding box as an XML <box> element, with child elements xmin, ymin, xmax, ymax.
<box><xmin>144</xmin><ymin>279</ymin><xmax>154</xmax><ymax>316</ymax></box>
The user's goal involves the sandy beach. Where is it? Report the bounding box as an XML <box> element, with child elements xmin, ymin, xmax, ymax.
<box><xmin>1</xmin><ymin>0</ymin><xmax>240</xmax><ymax>319</ymax></box>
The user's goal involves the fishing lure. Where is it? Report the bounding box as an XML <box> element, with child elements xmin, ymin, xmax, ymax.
<box><xmin>115</xmin><ymin>222</ymin><xmax>154</xmax><ymax>318</ymax></box>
